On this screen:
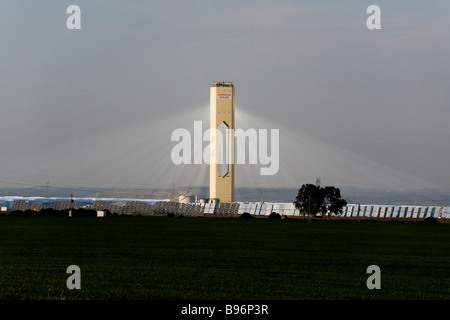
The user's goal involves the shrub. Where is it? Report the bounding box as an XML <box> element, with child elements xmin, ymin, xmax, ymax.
<box><xmin>424</xmin><ymin>217</ymin><xmax>438</xmax><ymax>225</ymax></box>
<box><xmin>167</xmin><ymin>212</ymin><xmax>175</xmax><ymax>218</ymax></box>
<box><xmin>10</xmin><ymin>209</ymin><xmax>36</xmax><ymax>217</ymax></box>
<box><xmin>240</xmin><ymin>212</ymin><xmax>253</xmax><ymax>219</ymax></box>
<box><xmin>71</xmin><ymin>208</ymin><xmax>97</xmax><ymax>217</ymax></box>
<box><xmin>38</xmin><ymin>208</ymin><xmax>65</xmax><ymax>217</ymax></box>
<box><xmin>268</xmin><ymin>212</ymin><xmax>281</xmax><ymax>219</ymax></box>
<box><xmin>10</xmin><ymin>210</ymin><xmax>28</xmax><ymax>216</ymax></box>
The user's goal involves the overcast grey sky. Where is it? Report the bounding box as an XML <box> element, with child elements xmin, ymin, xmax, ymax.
<box><xmin>0</xmin><ymin>0</ymin><xmax>449</xmax><ymax>191</ymax></box>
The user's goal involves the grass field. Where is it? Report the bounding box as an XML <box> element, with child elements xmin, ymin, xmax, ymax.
<box><xmin>0</xmin><ymin>215</ymin><xmax>449</xmax><ymax>300</ymax></box>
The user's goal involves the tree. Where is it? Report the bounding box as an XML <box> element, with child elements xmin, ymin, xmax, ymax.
<box><xmin>294</xmin><ymin>184</ymin><xmax>324</xmax><ymax>218</ymax></box>
<box><xmin>322</xmin><ymin>186</ymin><xmax>347</xmax><ymax>219</ymax></box>
<box><xmin>268</xmin><ymin>212</ymin><xmax>281</xmax><ymax>219</ymax></box>
<box><xmin>239</xmin><ymin>212</ymin><xmax>253</xmax><ymax>219</ymax></box>
<box><xmin>294</xmin><ymin>184</ymin><xmax>347</xmax><ymax>219</ymax></box>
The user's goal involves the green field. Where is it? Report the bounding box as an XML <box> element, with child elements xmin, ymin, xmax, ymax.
<box><xmin>0</xmin><ymin>216</ymin><xmax>449</xmax><ymax>300</ymax></box>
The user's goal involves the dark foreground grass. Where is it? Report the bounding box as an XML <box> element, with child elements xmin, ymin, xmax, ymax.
<box><xmin>0</xmin><ymin>216</ymin><xmax>449</xmax><ymax>300</ymax></box>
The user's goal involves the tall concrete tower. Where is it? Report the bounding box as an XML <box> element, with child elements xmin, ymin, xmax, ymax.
<box><xmin>210</xmin><ymin>81</ymin><xmax>235</xmax><ymax>203</ymax></box>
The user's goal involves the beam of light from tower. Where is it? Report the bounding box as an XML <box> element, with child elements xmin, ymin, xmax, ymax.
<box><xmin>235</xmin><ymin>107</ymin><xmax>436</xmax><ymax>191</ymax></box>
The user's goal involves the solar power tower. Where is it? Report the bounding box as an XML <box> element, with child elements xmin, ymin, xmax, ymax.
<box><xmin>210</xmin><ymin>81</ymin><xmax>235</xmax><ymax>203</ymax></box>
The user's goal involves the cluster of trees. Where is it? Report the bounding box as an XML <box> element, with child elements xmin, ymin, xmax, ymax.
<box><xmin>239</xmin><ymin>211</ymin><xmax>282</xmax><ymax>219</ymax></box>
<box><xmin>294</xmin><ymin>184</ymin><xmax>347</xmax><ymax>218</ymax></box>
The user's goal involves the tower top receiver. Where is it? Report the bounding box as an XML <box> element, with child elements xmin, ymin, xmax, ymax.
<box><xmin>212</xmin><ymin>81</ymin><xmax>233</xmax><ymax>87</ymax></box>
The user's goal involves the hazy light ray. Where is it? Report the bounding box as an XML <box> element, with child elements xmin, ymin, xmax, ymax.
<box><xmin>20</xmin><ymin>106</ymin><xmax>208</xmax><ymax>189</ymax></box>
<box><xmin>103</xmin><ymin>106</ymin><xmax>209</xmax><ymax>188</ymax></box>
<box><xmin>4</xmin><ymin>101</ymin><xmax>435</xmax><ymax>193</ymax></box>
<box><xmin>235</xmin><ymin>107</ymin><xmax>435</xmax><ymax>191</ymax></box>
<box><xmin>235</xmin><ymin>107</ymin><xmax>321</xmax><ymax>188</ymax></box>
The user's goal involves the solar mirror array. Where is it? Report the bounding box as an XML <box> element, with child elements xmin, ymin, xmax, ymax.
<box><xmin>6</xmin><ymin>199</ymin><xmax>450</xmax><ymax>219</ymax></box>
<box><xmin>342</xmin><ymin>204</ymin><xmax>450</xmax><ymax>219</ymax></box>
